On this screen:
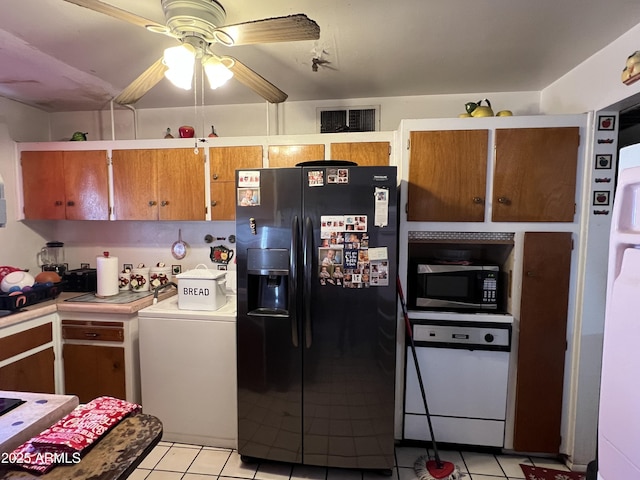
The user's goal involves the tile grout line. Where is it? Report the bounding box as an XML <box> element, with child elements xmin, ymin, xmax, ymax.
<box><xmin>144</xmin><ymin>447</ymin><xmax>559</xmax><ymax>480</ymax></box>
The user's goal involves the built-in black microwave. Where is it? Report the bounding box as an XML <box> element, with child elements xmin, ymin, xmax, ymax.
<box><xmin>407</xmin><ymin>262</ymin><xmax>501</xmax><ymax>311</ymax></box>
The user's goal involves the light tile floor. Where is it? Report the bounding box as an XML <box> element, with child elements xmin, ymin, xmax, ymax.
<box><xmin>129</xmin><ymin>443</ymin><xmax>578</xmax><ymax>480</ymax></box>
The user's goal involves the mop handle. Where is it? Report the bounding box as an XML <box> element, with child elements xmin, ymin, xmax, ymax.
<box><xmin>397</xmin><ymin>276</ymin><xmax>444</xmax><ymax>469</ymax></box>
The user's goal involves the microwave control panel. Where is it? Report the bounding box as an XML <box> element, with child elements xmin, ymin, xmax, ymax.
<box><xmin>482</xmin><ymin>274</ymin><xmax>498</xmax><ymax>304</ymax></box>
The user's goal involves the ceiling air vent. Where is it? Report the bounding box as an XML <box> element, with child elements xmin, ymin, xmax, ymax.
<box><xmin>318</xmin><ymin>106</ymin><xmax>380</xmax><ymax>133</ymax></box>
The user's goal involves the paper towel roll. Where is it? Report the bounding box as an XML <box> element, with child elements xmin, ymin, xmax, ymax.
<box><xmin>96</xmin><ymin>252</ymin><xmax>119</xmax><ymax>297</ymax></box>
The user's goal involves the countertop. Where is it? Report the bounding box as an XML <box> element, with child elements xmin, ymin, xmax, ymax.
<box><xmin>0</xmin><ymin>391</ymin><xmax>79</xmax><ymax>454</ymax></box>
<box><xmin>0</xmin><ymin>413</ymin><xmax>162</xmax><ymax>480</ymax></box>
<box><xmin>0</xmin><ymin>288</ymin><xmax>177</xmax><ymax>330</ymax></box>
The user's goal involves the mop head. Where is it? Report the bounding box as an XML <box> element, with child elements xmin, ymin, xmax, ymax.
<box><xmin>414</xmin><ymin>455</ymin><xmax>463</xmax><ymax>480</ymax></box>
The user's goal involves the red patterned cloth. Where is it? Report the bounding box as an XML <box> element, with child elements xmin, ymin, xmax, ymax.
<box><xmin>521</xmin><ymin>464</ymin><xmax>586</xmax><ymax>480</ymax></box>
<box><xmin>0</xmin><ymin>266</ymin><xmax>22</xmax><ymax>284</ymax></box>
<box><xmin>9</xmin><ymin>396</ymin><xmax>140</xmax><ymax>474</ymax></box>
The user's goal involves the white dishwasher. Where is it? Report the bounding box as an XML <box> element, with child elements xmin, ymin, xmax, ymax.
<box><xmin>138</xmin><ymin>294</ymin><xmax>237</xmax><ymax>448</ymax></box>
<box><xmin>404</xmin><ymin>317</ymin><xmax>512</xmax><ymax>447</ymax></box>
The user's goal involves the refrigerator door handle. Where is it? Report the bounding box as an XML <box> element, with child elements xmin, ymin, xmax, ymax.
<box><xmin>303</xmin><ymin>216</ymin><xmax>313</xmax><ymax>349</ymax></box>
<box><xmin>290</xmin><ymin>215</ymin><xmax>299</xmax><ymax>347</ymax></box>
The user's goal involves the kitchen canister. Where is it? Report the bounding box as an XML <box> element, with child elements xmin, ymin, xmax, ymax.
<box><xmin>96</xmin><ymin>251</ymin><xmax>119</xmax><ymax>297</ymax></box>
<box><xmin>149</xmin><ymin>264</ymin><xmax>172</xmax><ymax>289</ymax></box>
<box><xmin>119</xmin><ymin>267</ymin><xmax>131</xmax><ymax>291</ymax></box>
<box><xmin>130</xmin><ymin>264</ymin><xmax>150</xmax><ymax>292</ymax></box>
<box><xmin>176</xmin><ymin>264</ymin><xmax>227</xmax><ymax>311</ymax></box>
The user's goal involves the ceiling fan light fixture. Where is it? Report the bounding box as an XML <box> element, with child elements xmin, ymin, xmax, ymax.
<box><xmin>203</xmin><ymin>56</ymin><xmax>234</xmax><ymax>89</ymax></box>
<box><xmin>164</xmin><ymin>67</ymin><xmax>194</xmax><ymax>90</ymax></box>
<box><xmin>163</xmin><ymin>44</ymin><xmax>196</xmax><ymax>89</ymax></box>
<box><xmin>163</xmin><ymin>43</ymin><xmax>197</xmax><ymax>69</ymax></box>
<box><xmin>213</xmin><ymin>29</ymin><xmax>235</xmax><ymax>46</ymax></box>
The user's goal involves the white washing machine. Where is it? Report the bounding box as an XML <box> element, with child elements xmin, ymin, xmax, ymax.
<box><xmin>138</xmin><ymin>292</ymin><xmax>237</xmax><ymax>448</ymax></box>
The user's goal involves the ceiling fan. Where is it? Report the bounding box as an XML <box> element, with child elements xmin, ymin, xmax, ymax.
<box><xmin>63</xmin><ymin>0</ymin><xmax>321</xmax><ymax>105</ymax></box>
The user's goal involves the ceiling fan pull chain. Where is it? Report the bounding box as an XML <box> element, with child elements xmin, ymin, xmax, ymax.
<box><xmin>193</xmin><ymin>65</ymin><xmax>199</xmax><ymax>154</ymax></box>
<box><xmin>193</xmin><ymin>67</ymin><xmax>198</xmax><ymax>133</ymax></box>
<box><xmin>201</xmin><ymin>63</ymin><xmax>206</xmax><ymax>141</ymax></box>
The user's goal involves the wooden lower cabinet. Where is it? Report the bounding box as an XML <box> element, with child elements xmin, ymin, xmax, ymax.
<box><xmin>63</xmin><ymin>344</ymin><xmax>126</xmax><ymax>403</ymax></box>
<box><xmin>0</xmin><ymin>320</ymin><xmax>55</xmax><ymax>394</ymax></box>
<box><xmin>0</xmin><ymin>348</ymin><xmax>55</xmax><ymax>394</ymax></box>
<box><xmin>513</xmin><ymin>231</ymin><xmax>572</xmax><ymax>453</ymax></box>
<box><xmin>61</xmin><ymin>317</ymin><xmax>137</xmax><ymax>403</ymax></box>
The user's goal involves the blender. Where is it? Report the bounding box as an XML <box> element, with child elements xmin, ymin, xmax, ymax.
<box><xmin>38</xmin><ymin>241</ymin><xmax>66</xmax><ymax>276</ymax></box>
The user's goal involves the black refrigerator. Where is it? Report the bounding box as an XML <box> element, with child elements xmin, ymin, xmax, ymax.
<box><xmin>236</xmin><ymin>164</ymin><xmax>398</xmax><ymax>471</ymax></box>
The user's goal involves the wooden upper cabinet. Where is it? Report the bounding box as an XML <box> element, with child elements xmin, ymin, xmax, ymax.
<box><xmin>268</xmin><ymin>144</ymin><xmax>325</xmax><ymax>168</ymax></box>
<box><xmin>210</xmin><ymin>146</ymin><xmax>263</xmax><ymax>181</ymax></box>
<box><xmin>112</xmin><ymin>149</ymin><xmax>157</xmax><ymax>221</ymax></box>
<box><xmin>331</xmin><ymin>141</ymin><xmax>390</xmax><ymax>166</ymax></box>
<box><xmin>22</xmin><ymin>151</ymin><xmax>65</xmax><ymax>220</ymax></box>
<box><xmin>210</xmin><ymin>182</ymin><xmax>238</xmax><ymax>221</ymax></box>
<box><xmin>22</xmin><ymin>150</ymin><xmax>109</xmax><ymax>220</ymax></box>
<box><xmin>157</xmin><ymin>149</ymin><xmax>206</xmax><ymax>220</ymax></box>
<box><xmin>407</xmin><ymin>130</ymin><xmax>489</xmax><ymax>222</ymax></box>
<box><xmin>210</xmin><ymin>146</ymin><xmax>263</xmax><ymax>221</ymax></box>
<box><xmin>492</xmin><ymin>127</ymin><xmax>579</xmax><ymax>222</ymax></box>
<box><xmin>112</xmin><ymin>148</ymin><xmax>205</xmax><ymax>221</ymax></box>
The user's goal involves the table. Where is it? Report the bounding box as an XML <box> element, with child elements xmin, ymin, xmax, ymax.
<box><xmin>0</xmin><ymin>414</ymin><xmax>162</xmax><ymax>479</ymax></box>
<box><xmin>0</xmin><ymin>392</ymin><xmax>79</xmax><ymax>454</ymax></box>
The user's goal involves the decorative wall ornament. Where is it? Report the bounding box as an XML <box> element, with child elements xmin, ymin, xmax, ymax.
<box><xmin>598</xmin><ymin>115</ymin><xmax>616</xmax><ymax>130</ymax></box>
<box><xmin>595</xmin><ymin>154</ymin><xmax>613</xmax><ymax>169</ymax></box>
<box><xmin>622</xmin><ymin>51</ymin><xmax>640</xmax><ymax>85</ymax></box>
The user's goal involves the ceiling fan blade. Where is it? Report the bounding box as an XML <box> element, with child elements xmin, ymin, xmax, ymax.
<box><xmin>213</xmin><ymin>14</ymin><xmax>320</xmax><ymax>46</ymax></box>
<box><xmin>114</xmin><ymin>57</ymin><xmax>168</xmax><ymax>105</ymax></box>
<box><xmin>62</xmin><ymin>0</ymin><xmax>167</xmax><ymax>31</ymax></box>
<box><xmin>223</xmin><ymin>56</ymin><xmax>288</xmax><ymax>104</ymax></box>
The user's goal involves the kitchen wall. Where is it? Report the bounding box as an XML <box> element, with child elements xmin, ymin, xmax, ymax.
<box><xmin>0</xmin><ymin>90</ymin><xmax>540</xmax><ymax>278</ymax></box>
<box><xmin>44</xmin><ymin>91</ymin><xmax>541</xmax><ymax>142</ymax></box>
<box><xmin>541</xmin><ymin>22</ymin><xmax>640</xmax><ymax>114</ymax></box>
<box><xmin>0</xmin><ymin>98</ymin><xmax>52</xmax><ymax>273</ymax></box>
<box><xmin>44</xmin><ymin>220</ymin><xmax>237</xmax><ymax>278</ymax></box>
<box><xmin>539</xmin><ymin>26</ymin><xmax>640</xmax><ymax>468</ymax></box>
<box><xmin>1</xmin><ymin>19</ymin><xmax>639</xmax><ymax>468</ymax></box>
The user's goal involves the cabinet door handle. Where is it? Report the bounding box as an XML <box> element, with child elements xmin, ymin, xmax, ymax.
<box><xmin>211</xmin><ymin>200</ymin><xmax>217</xmax><ymax>207</ymax></box>
<box><xmin>497</xmin><ymin>196</ymin><xmax>511</xmax><ymax>205</ymax></box>
<box><xmin>472</xmin><ymin>196</ymin><xmax>484</xmax><ymax>204</ymax></box>
<box><xmin>66</xmin><ymin>201</ymin><xmax>75</xmax><ymax>207</ymax></box>
<box><xmin>526</xmin><ymin>271</ymin><xmax>535</xmax><ymax>277</ymax></box>
<box><xmin>161</xmin><ymin>200</ymin><xmax>169</xmax><ymax>207</ymax></box>
<box><xmin>55</xmin><ymin>200</ymin><xmax>63</xmax><ymax>206</ymax></box>
<box><xmin>212</xmin><ymin>174</ymin><xmax>218</xmax><ymax>180</ymax></box>
<box><xmin>84</xmin><ymin>332</ymin><xmax>99</xmax><ymax>338</ymax></box>
<box><xmin>148</xmin><ymin>201</ymin><xmax>157</xmax><ymax>206</ymax></box>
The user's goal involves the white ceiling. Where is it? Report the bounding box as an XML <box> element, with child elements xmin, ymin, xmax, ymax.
<box><xmin>1</xmin><ymin>0</ymin><xmax>639</xmax><ymax>112</ymax></box>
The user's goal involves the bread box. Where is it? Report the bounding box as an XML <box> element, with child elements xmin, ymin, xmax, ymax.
<box><xmin>176</xmin><ymin>264</ymin><xmax>227</xmax><ymax>311</ymax></box>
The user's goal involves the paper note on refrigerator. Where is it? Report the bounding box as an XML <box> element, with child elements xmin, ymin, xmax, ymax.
<box><xmin>368</xmin><ymin>247</ymin><xmax>388</xmax><ymax>261</ymax></box>
<box><xmin>374</xmin><ymin>187</ymin><xmax>389</xmax><ymax>227</ymax></box>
